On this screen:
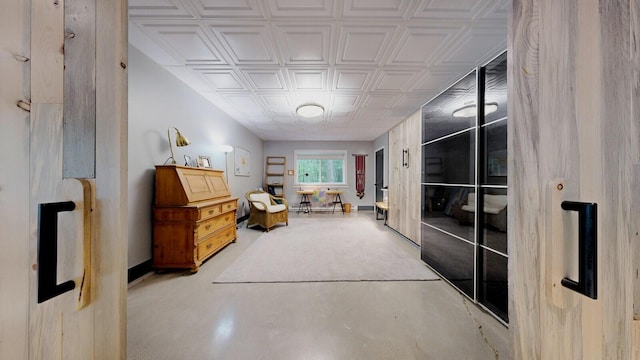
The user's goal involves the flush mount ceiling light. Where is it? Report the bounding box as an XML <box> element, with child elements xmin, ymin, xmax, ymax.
<box><xmin>452</xmin><ymin>102</ymin><xmax>498</xmax><ymax>118</ymax></box>
<box><xmin>296</xmin><ymin>104</ymin><xmax>324</xmax><ymax>118</ymax></box>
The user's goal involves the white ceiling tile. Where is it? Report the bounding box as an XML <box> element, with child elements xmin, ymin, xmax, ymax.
<box><xmin>289</xmin><ymin>70</ymin><xmax>328</xmax><ymax>90</ymax></box>
<box><xmin>189</xmin><ymin>0</ymin><xmax>266</xmax><ymax>19</ymax></box>
<box><xmin>265</xmin><ymin>0</ymin><xmax>336</xmax><ymax>19</ymax></box>
<box><xmin>129</xmin><ymin>0</ymin><xmax>509</xmax><ymax>141</ymax></box>
<box><xmin>129</xmin><ymin>0</ymin><xmax>194</xmax><ymax>18</ymax></box>
<box><xmin>129</xmin><ymin>22</ymin><xmax>184</xmax><ymax>66</ymax></box>
<box><xmin>211</xmin><ymin>25</ymin><xmax>280</xmax><ymax>64</ymax></box>
<box><xmin>292</xmin><ymin>92</ymin><xmax>331</xmax><ymax>110</ymax></box>
<box><xmin>258</xmin><ymin>94</ymin><xmax>291</xmax><ymax>108</ymax></box>
<box><xmin>198</xmin><ymin>70</ymin><xmax>247</xmax><ymax>90</ymax></box>
<box><xmin>387</xmin><ymin>26</ymin><xmax>458</xmax><ymax>65</ymax></box>
<box><xmin>331</xmin><ymin>94</ymin><xmax>361</xmax><ymax>109</ymax></box>
<box><xmin>241</xmin><ymin>69</ymin><xmax>288</xmax><ymax>90</ymax></box>
<box><xmin>274</xmin><ymin>25</ymin><xmax>332</xmax><ymax>64</ymax></box>
<box><xmin>342</xmin><ymin>0</ymin><xmax>413</xmax><ymax>19</ymax></box>
<box><xmin>362</xmin><ymin>94</ymin><xmax>401</xmax><ymax>109</ymax></box>
<box><xmin>137</xmin><ymin>23</ymin><xmax>226</xmax><ymax>65</ymax></box>
<box><xmin>412</xmin><ymin>0</ymin><xmax>493</xmax><ymax>20</ymax></box>
<box><xmin>440</xmin><ymin>27</ymin><xmax>506</xmax><ymax>67</ymax></box>
<box><xmin>333</xmin><ymin>69</ymin><xmax>374</xmax><ymax>90</ymax></box>
<box><xmin>371</xmin><ymin>70</ymin><xmax>420</xmax><ymax>92</ymax></box>
<box><xmin>479</xmin><ymin>0</ymin><xmax>510</xmax><ymax>21</ymax></box>
<box><xmin>336</xmin><ymin>25</ymin><xmax>398</xmax><ymax>64</ymax></box>
<box><xmin>392</xmin><ymin>94</ymin><xmax>429</xmax><ymax>109</ymax></box>
<box><xmin>409</xmin><ymin>69</ymin><xmax>462</xmax><ymax>92</ymax></box>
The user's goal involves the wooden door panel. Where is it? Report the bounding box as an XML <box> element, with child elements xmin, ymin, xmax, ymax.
<box><xmin>29</xmin><ymin>105</ymin><xmax>94</xmax><ymax>359</ymax></box>
<box><xmin>510</xmin><ymin>0</ymin><xmax>637</xmax><ymax>358</ymax></box>
<box><xmin>387</xmin><ymin>110</ymin><xmax>420</xmax><ymax>244</ymax></box>
<box><xmin>0</xmin><ymin>0</ymin><xmax>30</xmax><ymax>358</ymax></box>
<box><xmin>0</xmin><ymin>0</ymin><xmax>127</xmax><ymax>358</ymax></box>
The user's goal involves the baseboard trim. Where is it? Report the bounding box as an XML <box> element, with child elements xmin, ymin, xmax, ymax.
<box><xmin>128</xmin><ymin>259</ymin><xmax>152</xmax><ymax>283</ymax></box>
<box><xmin>357</xmin><ymin>205</ymin><xmax>374</xmax><ymax>211</ymax></box>
<box><xmin>237</xmin><ymin>213</ymin><xmax>249</xmax><ymax>224</ymax></box>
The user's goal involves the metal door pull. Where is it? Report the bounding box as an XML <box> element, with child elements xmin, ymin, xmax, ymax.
<box><xmin>37</xmin><ymin>201</ymin><xmax>76</xmax><ymax>303</ymax></box>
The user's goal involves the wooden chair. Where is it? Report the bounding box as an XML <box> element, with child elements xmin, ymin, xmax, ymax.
<box><xmin>245</xmin><ymin>190</ymin><xmax>289</xmax><ymax>232</ymax></box>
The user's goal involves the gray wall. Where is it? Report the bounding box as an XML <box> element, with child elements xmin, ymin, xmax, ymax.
<box><xmin>264</xmin><ymin>141</ymin><xmax>376</xmax><ymax>209</ymax></box>
<box><xmin>128</xmin><ymin>46</ymin><xmax>263</xmax><ymax>268</ymax></box>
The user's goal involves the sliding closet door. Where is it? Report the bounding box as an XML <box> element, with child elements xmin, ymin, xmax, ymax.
<box><xmin>420</xmin><ymin>52</ymin><xmax>508</xmax><ymax>323</ymax></box>
<box><xmin>477</xmin><ymin>53</ymin><xmax>508</xmax><ymax>322</ymax></box>
<box><xmin>421</xmin><ymin>70</ymin><xmax>477</xmax><ymax>299</ymax></box>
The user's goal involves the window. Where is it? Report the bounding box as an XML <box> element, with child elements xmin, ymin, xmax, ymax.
<box><xmin>294</xmin><ymin>150</ymin><xmax>347</xmax><ymax>186</ymax></box>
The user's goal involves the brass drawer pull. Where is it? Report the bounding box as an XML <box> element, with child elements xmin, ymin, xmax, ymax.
<box><xmin>205</xmin><ymin>224</ymin><xmax>211</xmax><ymax>230</ymax></box>
<box><xmin>208</xmin><ymin>210</ymin><xmax>214</xmax><ymax>215</ymax></box>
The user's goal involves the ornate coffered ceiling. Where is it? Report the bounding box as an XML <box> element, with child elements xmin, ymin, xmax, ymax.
<box><xmin>129</xmin><ymin>0</ymin><xmax>508</xmax><ymax>141</ymax></box>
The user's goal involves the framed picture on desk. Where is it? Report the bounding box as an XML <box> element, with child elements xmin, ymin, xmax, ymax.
<box><xmin>197</xmin><ymin>155</ymin><xmax>212</xmax><ymax>168</ymax></box>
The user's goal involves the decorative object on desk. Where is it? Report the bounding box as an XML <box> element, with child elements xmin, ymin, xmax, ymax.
<box><xmin>234</xmin><ymin>146</ymin><xmax>250</xmax><ymax>176</ymax></box>
<box><xmin>166</xmin><ymin>126</ymin><xmax>190</xmax><ymax>164</ymax></box>
<box><xmin>198</xmin><ymin>155</ymin><xmax>211</xmax><ymax>168</ymax></box>
<box><xmin>353</xmin><ymin>154</ymin><xmax>367</xmax><ymax>199</ymax></box>
<box><xmin>184</xmin><ymin>155</ymin><xmax>194</xmax><ymax>167</ymax></box>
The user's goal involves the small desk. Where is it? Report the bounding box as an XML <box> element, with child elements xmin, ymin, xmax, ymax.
<box><xmin>326</xmin><ymin>190</ymin><xmax>344</xmax><ymax>214</ymax></box>
<box><xmin>296</xmin><ymin>190</ymin><xmax>313</xmax><ymax>214</ymax></box>
<box><xmin>375</xmin><ymin>201</ymin><xmax>388</xmax><ymax>225</ymax></box>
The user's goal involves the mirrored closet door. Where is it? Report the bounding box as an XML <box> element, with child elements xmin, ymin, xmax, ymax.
<box><xmin>421</xmin><ymin>52</ymin><xmax>508</xmax><ymax>323</ymax></box>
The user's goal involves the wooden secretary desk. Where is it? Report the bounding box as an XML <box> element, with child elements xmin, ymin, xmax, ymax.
<box><xmin>153</xmin><ymin>165</ymin><xmax>238</xmax><ymax>272</ymax></box>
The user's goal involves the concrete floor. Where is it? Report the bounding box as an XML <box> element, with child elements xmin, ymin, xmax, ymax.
<box><xmin>127</xmin><ymin>211</ymin><xmax>510</xmax><ymax>360</ymax></box>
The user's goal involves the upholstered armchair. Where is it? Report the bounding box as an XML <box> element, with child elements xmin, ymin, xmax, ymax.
<box><xmin>245</xmin><ymin>190</ymin><xmax>289</xmax><ymax>232</ymax></box>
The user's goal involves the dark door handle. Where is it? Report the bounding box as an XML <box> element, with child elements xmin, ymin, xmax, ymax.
<box><xmin>560</xmin><ymin>201</ymin><xmax>597</xmax><ymax>299</ymax></box>
<box><xmin>38</xmin><ymin>201</ymin><xmax>76</xmax><ymax>303</ymax></box>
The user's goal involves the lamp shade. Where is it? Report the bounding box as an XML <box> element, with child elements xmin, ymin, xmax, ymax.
<box><xmin>174</xmin><ymin>129</ymin><xmax>190</xmax><ymax>146</ymax></box>
<box><xmin>219</xmin><ymin>144</ymin><xmax>233</xmax><ymax>153</ymax></box>
<box><xmin>296</xmin><ymin>104</ymin><xmax>324</xmax><ymax>118</ymax></box>
<box><xmin>167</xmin><ymin>127</ymin><xmax>190</xmax><ymax>164</ymax></box>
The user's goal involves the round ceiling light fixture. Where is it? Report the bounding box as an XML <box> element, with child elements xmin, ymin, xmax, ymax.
<box><xmin>296</xmin><ymin>104</ymin><xmax>324</xmax><ymax>118</ymax></box>
<box><xmin>452</xmin><ymin>102</ymin><xmax>498</xmax><ymax>118</ymax></box>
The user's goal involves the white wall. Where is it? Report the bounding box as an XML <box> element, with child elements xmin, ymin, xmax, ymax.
<box><xmin>264</xmin><ymin>141</ymin><xmax>375</xmax><ymax>209</ymax></box>
<box><xmin>128</xmin><ymin>45</ymin><xmax>263</xmax><ymax>268</ymax></box>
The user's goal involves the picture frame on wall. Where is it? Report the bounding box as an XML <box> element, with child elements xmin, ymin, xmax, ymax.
<box><xmin>234</xmin><ymin>146</ymin><xmax>250</xmax><ymax>176</ymax></box>
<box><xmin>198</xmin><ymin>155</ymin><xmax>212</xmax><ymax>168</ymax></box>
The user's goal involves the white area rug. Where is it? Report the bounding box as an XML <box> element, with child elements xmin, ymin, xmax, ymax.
<box><xmin>214</xmin><ymin>216</ymin><xmax>440</xmax><ymax>283</ymax></box>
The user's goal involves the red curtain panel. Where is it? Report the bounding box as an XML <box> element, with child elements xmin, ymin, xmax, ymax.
<box><xmin>355</xmin><ymin>154</ymin><xmax>365</xmax><ymax>199</ymax></box>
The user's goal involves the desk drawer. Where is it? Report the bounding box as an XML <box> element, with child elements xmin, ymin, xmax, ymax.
<box><xmin>197</xmin><ymin>224</ymin><xmax>235</xmax><ymax>260</ymax></box>
<box><xmin>197</xmin><ymin>212</ymin><xmax>235</xmax><ymax>239</ymax></box>
<box><xmin>221</xmin><ymin>200</ymin><xmax>237</xmax><ymax>213</ymax></box>
<box><xmin>200</xmin><ymin>200</ymin><xmax>237</xmax><ymax>220</ymax></box>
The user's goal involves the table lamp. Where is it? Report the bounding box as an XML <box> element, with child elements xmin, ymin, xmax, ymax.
<box><xmin>167</xmin><ymin>127</ymin><xmax>190</xmax><ymax>164</ymax></box>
